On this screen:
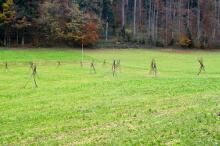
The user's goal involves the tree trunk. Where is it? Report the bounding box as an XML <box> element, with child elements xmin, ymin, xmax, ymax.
<box><xmin>178</xmin><ymin>0</ymin><xmax>181</xmax><ymax>39</ymax></box>
<box><xmin>152</xmin><ymin>2</ymin><xmax>155</xmax><ymax>42</ymax></box>
<box><xmin>138</xmin><ymin>0</ymin><xmax>142</xmax><ymax>33</ymax></box>
<box><xmin>155</xmin><ymin>4</ymin><xmax>158</xmax><ymax>44</ymax></box>
<box><xmin>170</xmin><ymin>0</ymin><xmax>173</xmax><ymax>41</ymax></box>
<box><xmin>218</xmin><ymin>0</ymin><xmax>220</xmax><ymax>26</ymax></box>
<box><xmin>165</xmin><ymin>0</ymin><xmax>168</xmax><ymax>45</ymax></box>
<box><xmin>22</xmin><ymin>29</ymin><xmax>25</xmax><ymax>46</ymax></box>
<box><xmin>81</xmin><ymin>41</ymin><xmax>84</xmax><ymax>63</ymax></box>
<box><xmin>133</xmin><ymin>0</ymin><xmax>137</xmax><ymax>37</ymax></box>
<box><xmin>8</xmin><ymin>35</ymin><xmax>11</xmax><ymax>48</ymax></box>
<box><xmin>4</xmin><ymin>30</ymin><xmax>6</xmax><ymax>47</ymax></box>
<box><xmin>105</xmin><ymin>20</ymin><xmax>109</xmax><ymax>41</ymax></box>
<box><xmin>17</xmin><ymin>30</ymin><xmax>19</xmax><ymax>45</ymax></box>
<box><xmin>212</xmin><ymin>0</ymin><xmax>217</xmax><ymax>40</ymax></box>
<box><xmin>187</xmin><ymin>0</ymin><xmax>190</xmax><ymax>27</ymax></box>
<box><xmin>148</xmin><ymin>0</ymin><xmax>152</xmax><ymax>38</ymax></box>
<box><xmin>197</xmin><ymin>0</ymin><xmax>201</xmax><ymax>41</ymax></box>
<box><xmin>122</xmin><ymin>0</ymin><xmax>125</xmax><ymax>28</ymax></box>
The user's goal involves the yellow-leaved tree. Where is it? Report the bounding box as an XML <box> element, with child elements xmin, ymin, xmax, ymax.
<box><xmin>0</xmin><ymin>0</ymin><xmax>16</xmax><ymax>46</ymax></box>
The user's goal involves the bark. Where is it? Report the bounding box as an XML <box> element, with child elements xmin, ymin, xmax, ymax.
<box><xmin>148</xmin><ymin>0</ymin><xmax>152</xmax><ymax>38</ymax></box>
<box><xmin>178</xmin><ymin>0</ymin><xmax>181</xmax><ymax>38</ymax></box>
<box><xmin>17</xmin><ymin>30</ymin><xmax>19</xmax><ymax>45</ymax></box>
<box><xmin>133</xmin><ymin>0</ymin><xmax>137</xmax><ymax>37</ymax></box>
<box><xmin>8</xmin><ymin>35</ymin><xmax>11</xmax><ymax>47</ymax></box>
<box><xmin>155</xmin><ymin>4</ymin><xmax>158</xmax><ymax>43</ymax></box>
<box><xmin>105</xmin><ymin>20</ymin><xmax>109</xmax><ymax>41</ymax></box>
<box><xmin>138</xmin><ymin>0</ymin><xmax>142</xmax><ymax>32</ymax></box>
<box><xmin>165</xmin><ymin>0</ymin><xmax>168</xmax><ymax>45</ymax></box>
<box><xmin>81</xmin><ymin>41</ymin><xmax>84</xmax><ymax>64</ymax></box>
<box><xmin>22</xmin><ymin>29</ymin><xmax>25</xmax><ymax>46</ymax></box>
<box><xmin>152</xmin><ymin>2</ymin><xmax>155</xmax><ymax>41</ymax></box>
<box><xmin>197</xmin><ymin>0</ymin><xmax>201</xmax><ymax>41</ymax></box>
<box><xmin>212</xmin><ymin>0</ymin><xmax>217</xmax><ymax>40</ymax></box>
<box><xmin>187</xmin><ymin>0</ymin><xmax>190</xmax><ymax>27</ymax></box>
<box><xmin>4</xmin><ymin>30</ymin><xmax>6</xmax><ymax>47</ymax></box>
<box><xmin>122</xmin><ymin>0</ymin><xmax>125</xmax><ymax>28</ymax></box>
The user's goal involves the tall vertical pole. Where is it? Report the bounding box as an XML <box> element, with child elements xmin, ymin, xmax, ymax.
<box><xmin>187</xmin><ymin>0</ymin><xmax>190</xmax><ymax>28</ymax></box>
<box><xmin>133</xmin><ymin>0</ymin><xmax>137</xmax><ymax>37</ymax></box>
<box><xmin>197</xmin><ymin>0</ymin><xmax>201</xmax><ymax>41</ymax></box>
<box><xmin>81</xmin><ymin>40</ymin><xmax>84</xmax><ymax>63</ymax></box>
<box><xmin>81</xmin><ymin>11</ymin><xmax>84</xmax><ymax>67</ymax></box>
<box><xmin>122</xmin><ymin>0</ymin><xmax>125</xmax><ymax>28</ymax></box>
<box><xmin>105</xmin><ymin>17</ymin><xmax>109</xmax><ymax>41</ymax></box>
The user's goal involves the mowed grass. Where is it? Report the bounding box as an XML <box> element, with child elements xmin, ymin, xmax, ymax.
<box><xmin>0</xmin><ymin>48</ymin><xmax>219</xmax><ymax>145</ymax></box>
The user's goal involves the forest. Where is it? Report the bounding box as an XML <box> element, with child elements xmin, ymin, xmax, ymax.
<box><xmin>0</xmin><ymin>0</ymin><xmax>220</xmax><ymax>49</ymax></box>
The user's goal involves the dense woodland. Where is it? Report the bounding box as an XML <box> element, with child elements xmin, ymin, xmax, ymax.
<box><xmin>0</xmin><ymin>0</ymin><xmax>220</xmax><ymax>48</ymax></box>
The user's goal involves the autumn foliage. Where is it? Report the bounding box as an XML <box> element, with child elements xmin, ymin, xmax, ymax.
<box><xmin>1</xmin><ymin>0</ymin><xmax>220</xmax><ymax>48</ymax></box>
<box><xmin>178</xmin><ymin>35</ymin><xmax>192</xmax><ymax>48</ymax></box>
<box><xmin>82</xmin><ymin>22</ymin><xmax>99</xmax><ymax>46</ymax></box>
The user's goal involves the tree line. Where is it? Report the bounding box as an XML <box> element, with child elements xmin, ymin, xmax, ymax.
<box><xmin>0</xmin><ymin>0</ymin><xmax>220</xmax><ymax>49</ymax></box>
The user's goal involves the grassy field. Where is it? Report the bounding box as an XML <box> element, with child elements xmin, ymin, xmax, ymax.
<box><xmin>0</xmin><ymin>48</ymin><xmax>219</xmax><ymax>145</ymax></box>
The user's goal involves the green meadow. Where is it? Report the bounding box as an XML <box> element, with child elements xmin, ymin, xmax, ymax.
<box><xmin>0</xmin><ymin>48</ymin><xmax>219</xmax><ymax>145</ymax></box>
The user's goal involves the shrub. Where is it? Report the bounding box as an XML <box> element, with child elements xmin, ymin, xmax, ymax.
<box><xmin>168</xmin><ymin>38</ymin><xmax>174</xmax><ymax>46</ymax></box>
<box><xmin>178</xmin><ymin>35</ymin><xmax>192</xmax><ymax>48</ymax></box>
<box><xmin>155</xmin><ymin>40</ymin><xmax>164</xmax><ymax>47</ymax></box>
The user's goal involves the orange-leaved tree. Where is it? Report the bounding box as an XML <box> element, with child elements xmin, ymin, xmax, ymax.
<box><xmin>82</xmin><ymin>21</ymin><xmax>99</xmax><ymax>46</ymax></box>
